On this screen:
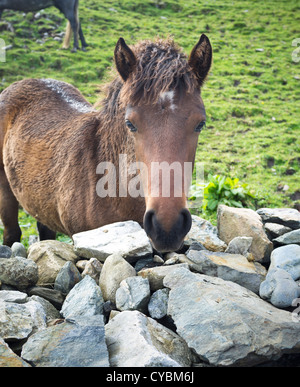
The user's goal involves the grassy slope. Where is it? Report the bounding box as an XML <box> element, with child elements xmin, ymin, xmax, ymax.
<box><xmin>0</xmin><ymin>0</ymin><xmax>299</xmax><ymax>244</ymax></box>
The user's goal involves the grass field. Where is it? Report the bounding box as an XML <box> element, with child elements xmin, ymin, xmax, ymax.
<box><xmin>0</xmin><ymin>0</ymin><xmax>299</xmax><ymax>246</ymax></box>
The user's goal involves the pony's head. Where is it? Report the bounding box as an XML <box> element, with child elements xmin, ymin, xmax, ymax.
<box><xmin>115</xmin><ymin>35</ymin><xmax>212</xmax><ymax>252</ymax></box>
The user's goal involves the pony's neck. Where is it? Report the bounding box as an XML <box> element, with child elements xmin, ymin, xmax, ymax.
<box><xmin>96</xmin><ymin>78</ymin><xmax>135</xmax><ymax>165</ymax></box>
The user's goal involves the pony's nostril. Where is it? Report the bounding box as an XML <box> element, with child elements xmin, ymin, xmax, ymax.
<box><xmin>180</xmin><ymin>208</ymin><xmax>192</xmax><ymax>235</ymax></box>
<box><xmin>143</xmin><ymin>210</ymin><xmax>156</xmax><ymax>238</ymax></box>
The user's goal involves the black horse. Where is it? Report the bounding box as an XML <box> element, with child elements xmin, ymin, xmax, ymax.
<box><xmin>0</xmin><ymin>0</ymin><xmax>87</xmax><ymax>52</ymax></box>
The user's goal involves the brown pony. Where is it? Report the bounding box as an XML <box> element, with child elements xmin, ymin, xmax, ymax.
<box><xmin>0</xmin><ymin>34</ymin><xmax>212</xmax><ymax>252</ymax></box>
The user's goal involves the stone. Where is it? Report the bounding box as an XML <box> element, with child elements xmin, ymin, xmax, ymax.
<box><xmin>0</xmin><ymin>337</ymin><xmax>31</xmax><ymax>367</ymax></box>
<box><xmin>185</xmin><ymin>215</ymin><xmax>227</xmax><ymax>252</ymax></box>
<box><xmin>186</xmin><ymin>249</ymin><xmax>266</xmax><ymax>294</ymax></box>
<box><xmin>0</xmin><ymin>245</ymin><xmax>12</xmax><ymax>258</ymax></box>
<box><xmin>164</xmin><ymin>267</ymin><xmax>300</xmax><ymax>366</ymax></box>
<box><xmin>21</xmin><ymin>315</ymin><xmax>109</xmax><ymax>367</ymax></box>
<box><xmin>273</xmin><ymin>229</ymin><xmax>300</xmax><ymax>246</ymax></box>
<box><xmin>259</xmin><ymin>268</ymin><xmax>300</xmax><ymax>308</ymax></box>
<box><xmin>105</xmin><ymin>310</ymin><xmax>192</xmax><ymax>367</ymax></box>
<box><xmin>257</xmin><ymin>208</ymin><xmax>300</xmax><ymax>230</ymax></box>
<box><xmin>76</xmin><ymin>259</ymin><xmax>88</xmax><ymax>271</ymax></box>
<box><xmin>81</xmin><ymin>258</ymin><xmax>103</xmax><ymax>283</ymax></box>
<box><xmin>116</xmin><ymin>276</ymin><xmax>150</xmax><ymax>313</ymax></box>
<box><xmin>54</xmin><ymin>261</ymin><xmax>82</xmax><ymax>294</ymax></box>
<box><xmin>23</xmin><ymin>300</ymin><xmax>48</xmax><ymax>334</ymax></box>
<box><xmin>0</xmin><ymin>290</ymin><xmax>28</xmax><ymax>304</ymax></box>
<box><xmin>269</xmin><ymin>245</ymin><xmax>300</xmax><ymax>280</ymax></box>
<box><xmin>0</xmin><ymin>300</ymin><xmax>33</xmax><ymax>341</ymax></box>
<box><xmin>73</xmin><ymin>221</ymin><xmax>153</xmax><ymax>263</ymax></box>
<box><xmin>148</xmin><ymin>288</ymin><xmax>169</xmax><ymax>320</ymax></box>
<box><xmin>11</xmin><ymin>242</ymin><xmax>27</xmax><ymax>258</ymax></box>
<box><xmin>0</xmin><ymin>257</ymin><xmax>38</xmax><ymax>290</ymax></box>
<box><xmin>135</xmin><ymin>256</ymin><xmax>162</xmax><ymax>271</ymax></box>
<box><xmin>28</xmin><ymin>295</ymin><xmax>61</xmax><ymax>322</ymax></box>
<box><xmin>217</xmin><ymin>204</ymin><xmax>273</xmax><ymax>262</ymax></box>
<box><xmin>264</xmin><ymin>222</ymin><xmax>292</xmax><ymax>239</ymax></box>
<box><xmin>225</xmin><ymin>236</ymin><xmax>253</xmax><ymax>258</ymax></box>
<box><xmin>138</xmin><ymin>263</ymin><xmax>189</xmax><ymax>292</ymax></box>
<box><xmin>61</xmin><ymin>275</ymin><xmax>104</xmax><ymax>319</ymax></box>
<box><xmin>99</xmin><ymin>254</ymin><xmax>136</xmax><ymax>303</ymax></box>
<box><xmin>28</xmin><ymin>287</ymin><xmax>65</xmax><ymax>310</ymax></box>
<box><xmin>27</xmin><ymin>240</ymin><xmax>79</xmax><ymax>286</ymax></box>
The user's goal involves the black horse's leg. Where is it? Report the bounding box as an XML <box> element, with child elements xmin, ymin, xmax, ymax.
<box><xmin>78</xmin><ymin>22</ymin><xmax>88</xmax><ymax>50</ymax></box>
<box><xmin>55</xmin><ymin>0</ymin><xmax>79</xmax><ymax>52</ymax></box>
<box><xmin>37</xmin><ymin>221</ymin><xmax>56</xmax><ymax>241</ymax></box>
<box><xmin>0</xmin><ymin>169</ymin><xmax>21</xmax><ymax>246</ymax></box>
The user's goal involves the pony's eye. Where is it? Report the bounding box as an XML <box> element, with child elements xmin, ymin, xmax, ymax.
<box><xmin>125</xmin><ymin>119</ymin><xmax>137</xmax><ymax>132</ymax></box>
<box><xmin>194</xmin><ymin>121</ymin><xmax>206</xmax><ymax>133</ymax></box>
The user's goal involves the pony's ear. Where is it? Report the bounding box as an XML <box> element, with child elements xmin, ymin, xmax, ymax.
<box><xmin>114</xmin><ymin>37</ymin><xmax>137</xmax><ymax>82</ymax></box>
<box><xmin>188</xmin><ymin>34</ymin><xmax>212</xmax><ymax>86</ymax></box>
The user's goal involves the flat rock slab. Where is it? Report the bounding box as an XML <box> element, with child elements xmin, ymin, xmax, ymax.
<box><xmin>164</xmin><ymin>267</ymin><xmax>300</xmax><ymax>366</ymax></box>
<box><xmin>73</xmin><ymin>221</ymin><xmax>152</xmax><ymax>263</ymax></box>
<box><xmin>105</xmin><ymin>310</ymin><xmax>192</xmax><ymax>367</ymax></box>
<box><xmin>273</xmin><ymin>229</ymin><xmax>300</xmax><ymax>245</ymax></box>
<box><xmin>21</xmin><ymin>315</ymin><xmax>109</xmax><ymax>367</ymax></box>
<box><xmin>257</xmin><ymin>208</ymin><xmax>300</xmax><ymax>230</ymax></box>
<box><xmin>186</xmin><ymin>249</ymin><xmax>266</xmax><ymax>294</ymax></box>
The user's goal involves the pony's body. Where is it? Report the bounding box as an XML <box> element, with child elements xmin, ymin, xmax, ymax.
<box><xmin>0</xmin><ymin>36</ymin><xmax>212</xmax><ymax>251</ymax></box>
<box><xmin>0</xmin><ymin>0</ymin><xmax>87</xmax><ymax>51</ymax></box>
<box><xmin>0</xmin><ymin>78</ymin><xmax>144</xmax><ymax>237</ymax></box>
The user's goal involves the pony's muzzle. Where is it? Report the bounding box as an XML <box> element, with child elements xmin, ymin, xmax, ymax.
<box><xmin>143</xmin><ymin>208</ymin><xmax>192</xmax><ymax>253</ymax></box>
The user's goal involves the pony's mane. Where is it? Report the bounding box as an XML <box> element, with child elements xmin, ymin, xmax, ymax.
<box><xmin>98</xmin><ymin>37</ymin><xmax>198</xmax><ymax>118</ymax></box>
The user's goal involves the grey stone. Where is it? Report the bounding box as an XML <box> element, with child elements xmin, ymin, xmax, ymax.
<box><xmin>186</xmin><ymin>249</ymin><xmax>266</xmax><ymax>294</ymax></box>
<box><xmin>21</xmin><ymin>315</ymin><xmax>109</xmax><ymax>367</ymax></box>
<box><xmin>257</xmin><ymin>208</ymin><xmax>300</xmax><ymax>230</ymax></box>
<box><xmin>61</xmin><ymin>275</ymin><xmax>104</xmax><ymax>319</ymax></box>
<box><xmin>0</xmin><ymin>290</ymin><xmax>28</xmax><ymax>304</ymax></box>
<box><xmin>217</xmin><ymin>205</ymin><xmax>273</xmax><ymax>262</ymax></box>
<box><xmin>73</xmin><ymin>221</ymin><xmax>152</xmax><ymax>263</ymax></box>
<box><xmin>185</xmin><ymin>215</ymin><xmax>227</xmax><ymax>252</ymax></box>
<box><xmin>54</xmin><ymin>261</ymin><xmax>82</xmax><ymax>294</ymax></box>
<box><xmin>259</xmin><ymin>268</ymin><xmax>300</xmax><ymax>308</ymax></box>
<box><xmin>27</xmin><ymin>240</ymin><xmax>79</xmax><ymax>286</ymax></box>
<box><xmin>273</xmin><ymin>229</ymin><xmax>300</xmax><ymax>246</ymax></box>
<box><xmin>0</xmin><ymin>257</ymin><xmax>38</xmax><ymax>290</ymax></box>
<box><xmin>28</xmin><ymin>295</ymin><xmax>61</xmax><ymax>322</ymax></box>
<box><xmin>0</xmin><ymin>300</ymin><xmax>33</xmax><ymax>341</ymax></box>
<box><xmin>148</xmin><ymin>288</ymin><xmax>169</xmax><ymax>319</ymax></box>
<box><xmin>164</xmin><ymin>267</ymin><xmax>300</xmax><ymax>366</ymax></box>
<box><xmin>116</xmin><ymin>276</ymin><xmax>150</xmax><ymax>313</ymax></box>
<box><xmin>28</xmin><ymin>287</ymin><xmax>65</xmax><ymax>310</ymax></box>
<box><xmin>264</xmin><ymin>222</ymin><xmax>292</xmax><ymax>239</ymax></box>
<box><xmin>269</xmin><ymin>245</ymin><xmax>300</xmax><ymax>280</ymax></box>
<box><xmin>11</xmin><ymin>242</ymin><xmax>27</xmax><ymax>258</ymax></box>
<box><xmin>99</xmin><ymin>253</ymin><xmax>136</xmax><ymax>303</ymax></box>
<box><xmin>105</xmin><ymin>310</ymin><xmax>192</xmax><ymax>367</ymax></box>
<box><xmin>0</xmin><ymin>245</ymin><xmax>12</xmax><ymax>258</ymax></box>
<box><xmin>0</xmin><ymin>298</ymin><xmax>46</xmax><ymax>341</ymax></box>
<box><xmin>225</xmin><ymin>236</ymin><xmax>253</xmax><ymax>257</ymax></box>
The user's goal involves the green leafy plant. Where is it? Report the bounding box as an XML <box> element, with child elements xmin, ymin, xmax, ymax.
<box><xmin>202</xmin><ymin>174</ymin><xmax>256</xmax><ymax>211</ymax></box>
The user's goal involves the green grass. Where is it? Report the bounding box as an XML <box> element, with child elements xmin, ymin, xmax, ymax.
<box><xmin>0</xmin><ymin>0</ymin><xmax>299</xmax><ymax>244</ymax></box>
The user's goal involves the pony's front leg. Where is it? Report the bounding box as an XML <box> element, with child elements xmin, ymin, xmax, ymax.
<box><xmin>0</xmin><ymin>169</ymin><xmax>21</xmax><ymax>246</ymax></box>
